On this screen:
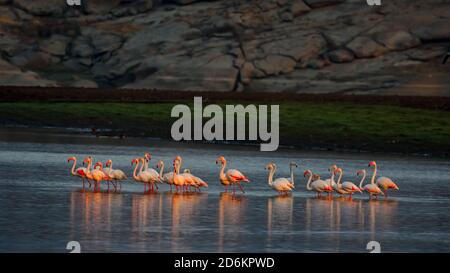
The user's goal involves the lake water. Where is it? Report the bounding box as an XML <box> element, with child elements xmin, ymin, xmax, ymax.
<box><xmin>0</xmin><ymin>133</ymin><xmax>449</xmax><ymax>253</ymax></box>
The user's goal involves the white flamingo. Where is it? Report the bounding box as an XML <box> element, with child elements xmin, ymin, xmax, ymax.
<box><xmin>156</xmin><ymin>160</ymin><xmax>175</xmax><ymax>191</ymax></box>
<box><xmin>216</xmin><ymin>156</ymin><xmax>250</xmax><ymax>193</ymax></box>
<box><xmin>358</xmin><ymin>169</ymin><xmax>384</xmax><ymax>199</ymax></box>
<box><xmin>265</xmin><ymin>162</ymin><xmax>297</xmax><ymax>195</ymax></box>
<box><xmin>333</xmin><ymin>167</ymin><xmax>362</xmax><ymax>198</ymax></box>
<box><xmin>143</xmin><ymin>153</ymin><xmax>161</xmax><ymax>192</ymax></box>
<box><xmin>369</xmin><ymin>161</ymin><xmax>399</xmax><ymax>197</ymax></box>
<box><xmin>67</xmin><ymin>156</ymin><xmax>91</xmax><ymax>189</ymax></box>
<box><xmin>304</xmin><ymin>169</ymin><xmax>333</xmax><ymax>197</ymax></box>
<box><xmin>105</xmin><ymin>159</ymin><xmax>127</xmax><ymax>191</ymax></box>
<box><xmin>324</xmin><ymin>164</ymin><xmax>338</xmax><ymax>195</ymax></box>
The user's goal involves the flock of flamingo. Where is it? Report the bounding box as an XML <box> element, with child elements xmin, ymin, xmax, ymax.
<box><xmin>68</xmin><ymin>154</ymin><xmax>399</xmax><ymax>199</ymax></box>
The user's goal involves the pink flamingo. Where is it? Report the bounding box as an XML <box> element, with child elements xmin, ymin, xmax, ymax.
<box><xmin>131</xmin><ymin>157</ymin><xmax>154</xmax><ymax>193</ymax></box>
<box><xmin>304</xmin><ymin>170</ymin><xmax>333</xmax><ymax>198</ymax></box>
<box><xmin>173</xmin><ymin>159</ymin><xmax>186</xmax><ymax>193</ymax></box>
<box><xmin>369</xmin><ymin>161</ymin><xmax>399</xmax><ymax>197</ymax></box>
<box><xmin>333</xmin><ymin>167</ymin><xmax>362</xmax><ymax>199</ymax></box>
<box><xmin>83</xmin><ymin>157</ymin><xmax>104</xmax><ymax>192</ymax></box>
<box><xmin>94</xmin><ymin>162</ymin><xmax>115</xmax><ymax>191</ymax></box>
<box><xmin>67</xmin><ymin>156</ymin><xmax>91</xmax><ymax>189</ymax></box>
<box><xmin>216</xmin><ymin>156</ymin><xmax>250</xmax><ymax>193</ymax></box>
<box><xmin>358</xmin><ymin>169</ymin><xmax>384</xmax><ymax>199</ymax></box>
<box><xmin>184</xmin><ymin>169</ymin><xmax>209</xmax><ymax>192</ymax></box>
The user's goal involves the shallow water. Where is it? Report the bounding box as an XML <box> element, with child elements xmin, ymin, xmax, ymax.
<box><xmin>0</xmin><ymin>137</ymin><xmax>449</xmax><ymax>253</ymax></box>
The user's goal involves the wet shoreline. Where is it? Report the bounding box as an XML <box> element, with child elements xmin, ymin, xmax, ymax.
<box><xmin>0</xmin><ymin>127</ymin><xmax>446</xmax><ymax>161</ymax></box>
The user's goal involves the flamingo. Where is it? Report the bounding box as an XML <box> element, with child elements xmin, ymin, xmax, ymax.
<box><xmin>83</xmin><ymin>157</ymin><xmax>104</xmax><ymax>192</ymax></box>
<box><xmin>131</xmin><ymin>157</ymin><xmax>154</xmax><ymax>193</ymax></box>
<box><xmin>143</xmin><ymin>153</ymin><xmax>161</xmax><ymax>192</ymax></box>
<box><xmin>173</xmin><ymin>159</ymin><xmax>186</xmax><ymax>193</ymax></box>
<box><xmin>333</xmin><ymin>167</ymin><xmax>362</xmax><ymax>199</ymax></box>
<box><xmin>183</xmin><ymin>169</ymin><xmax>209</xmax><ymax>192</ymax></box>
<box><xmin>156</xmin><ymin>160</ymin><xmax>175</xmax><ymax>191</ymax></box>
<box><xmin>67</xmin><ymin>156</ymin><xmax>91</xmax><ymax>189</ymax></box>
<box><xmin>324</xmin><ymin>164</ymin><xmax>338</xmax><ymax>196</ymax></box>
<box><xmin>94</xmin><ymin>162</ymin><xmax>117</xmax><ymax>192</ymax></box>
<box><xmin>369</xmin><ymin>161</ymin><xmax>399</xmax><ymax>197</ymax></box>
<box><xmin>105</xmin><ymin>159</ymin><xmax>127</xmax><ymax>191</ymax></box>
<box><xmin>216</xmin><ymin>156</ymin><xmax>250</xmax><ymax>194</ymax></box>
<box><xmin>172</xmin><ymin>156</ymin><xmax>195</xmax><ymax>192</ymax></box>
<box><xmin>304</xmin><ymin>170</ymin><xmax>333</xmax><ymax>198</ymax></box>
<box><xmin>265</xmin><ymin>162</ymin><xmax>297</xmax><ymax>195</ymax></box>
<box><xmin>358</xmin><ymin>169</ymin><xmax>384</xmax><ymax>199</ymax></box>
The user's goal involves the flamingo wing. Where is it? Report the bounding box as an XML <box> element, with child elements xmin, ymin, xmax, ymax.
<box><xmin>226</xmin><ymin>169</ymin><xmax>249</xmax><ymax>182</ymax></box>
<box><xmin>75</xmin><ymin>167</ymin><xmax>86</xmax><ymax>177</ymax></box>
<box><xmin>274</xmin><ymin>178</ymin><xmax>294</xmax><ymax>191</ymax></box>
<box><xmin>342</xmin><ymin>182</ymin><xmax>360</xmax><ymax>193</ymax></box>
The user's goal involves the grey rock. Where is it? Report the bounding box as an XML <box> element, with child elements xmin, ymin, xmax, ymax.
<box><xmin>328</xmin><ymin>48</ymin><xmax>354</xmax><ymax>63</ymax></box>
<box><xmin>374</xmin><ymin>31</ymin><xmax>421</xmax><ymax>51</ymax></box>
<box><xmin>254</xmin><ymin>55</ymin><xmax>297</xmax><ymax>76</ymax></box>
<box><xmin>347</xmin><ymin>36</ymin><xmax>388</xmax><ymax>58</ymax></box>
<box><xmin>39</xmin><ymin>35</ymin><xmax>69</xmax><ymax>56</ymax></box>
<box><xmin>291</xmin><ymin>0</ymin><xmax>311</xmax><ymax>17</ymax></box>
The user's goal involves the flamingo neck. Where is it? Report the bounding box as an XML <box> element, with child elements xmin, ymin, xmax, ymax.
<box><xmin>370</xmin><ymin>165</ymin><xmax>377</xmax><ymax>184</ymax></box>
<box><xmin>109</xmin><ymin>161</ymin><xmax>113</xmax><ymax>169</ymax></box>
<box><xmin>159</xmin><ymin>162</ymin><xmax>165</xmax><ymax>177</ymax></box>
<box><xmin>329</xmin><ymin>171</ymin><xmax>335</xmax><ymax>186</ymax></box>
<box><xmin>144</xmin><ymin>159</ymin><xmax>149</xmax><ymax>171</ymax></box>
<box><xmin>267</xmin><ymin>167</ymin><xmax>275</xmax><ymax>186</ymax></box>
<box><xmin>70</xmin><ymin>158</ymin><xmax>76</xmax><ymax>175</ymax></box>
<box><xmin>86</xmin><ymin>160</ymin><xmax>92</xmax><ymax>174</ymax></box>
<box><xmin>336</xmin><ymin>171</ymin><xmax>343</xmax><ymax>186</ymax></box>
<box><xmin>133</xmin><ymin>162</ymin><xmax>140</xmax><ymax>180</ymax></box>
<box><xmin>219</xmin><ymin>161</ymin><xmax>226</xmax><ymax>180</ymax></box>
<box><xmin>306</xmin><ymin>172</ymin><xmax>313</xmax><ymax>191</ymax></box>
<box><xmin>358</xmin><ymin>172</ymin><xmax>367</xmax><ymax>189</ymax></box>
<box><xmin>176</xmin><ymin>159</ymin><xmax>182</xmax><ymax>174</ymax></box>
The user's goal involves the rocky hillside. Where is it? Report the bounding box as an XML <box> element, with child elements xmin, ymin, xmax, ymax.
<box><xmin>0</xmin><ymin>0</ymin><xmax>449</xmax><ymax>95</ymax></box>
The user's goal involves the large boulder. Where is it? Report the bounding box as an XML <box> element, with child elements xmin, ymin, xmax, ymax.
<box><xmin>39</xmin><ymin>35</ymin><xmax>70</xmax><ymax>56</ymax></box>
<box><xmin>346</xmin><ymin>36</ymin><xmax>388</xmax><ymax>58</ymax></box>
<box><xmin>254</xmin><ymin>55</ymin><xmax>297</xmax><ymax>76</ymax></box>
<box><xmin>327</xmin><ymin>48</ymin><xmax>354</xmax><ymax>63</ymax></box>
<box><xmin>374</xmin><ymin>31</ymin><xmax>421</xmax><ymax>51</ymax></box>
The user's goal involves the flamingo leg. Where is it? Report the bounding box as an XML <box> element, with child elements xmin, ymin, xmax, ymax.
<box><xmin>238</xmin><ymin>183</ymin><xmax>245</xmax><ymax>193</ymax></box>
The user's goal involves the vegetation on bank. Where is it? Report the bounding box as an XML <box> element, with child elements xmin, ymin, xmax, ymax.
<box><xmin>0</xmin><ymin>102</ymin><xmax>449</xmax><ymax>156</ymax></box>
